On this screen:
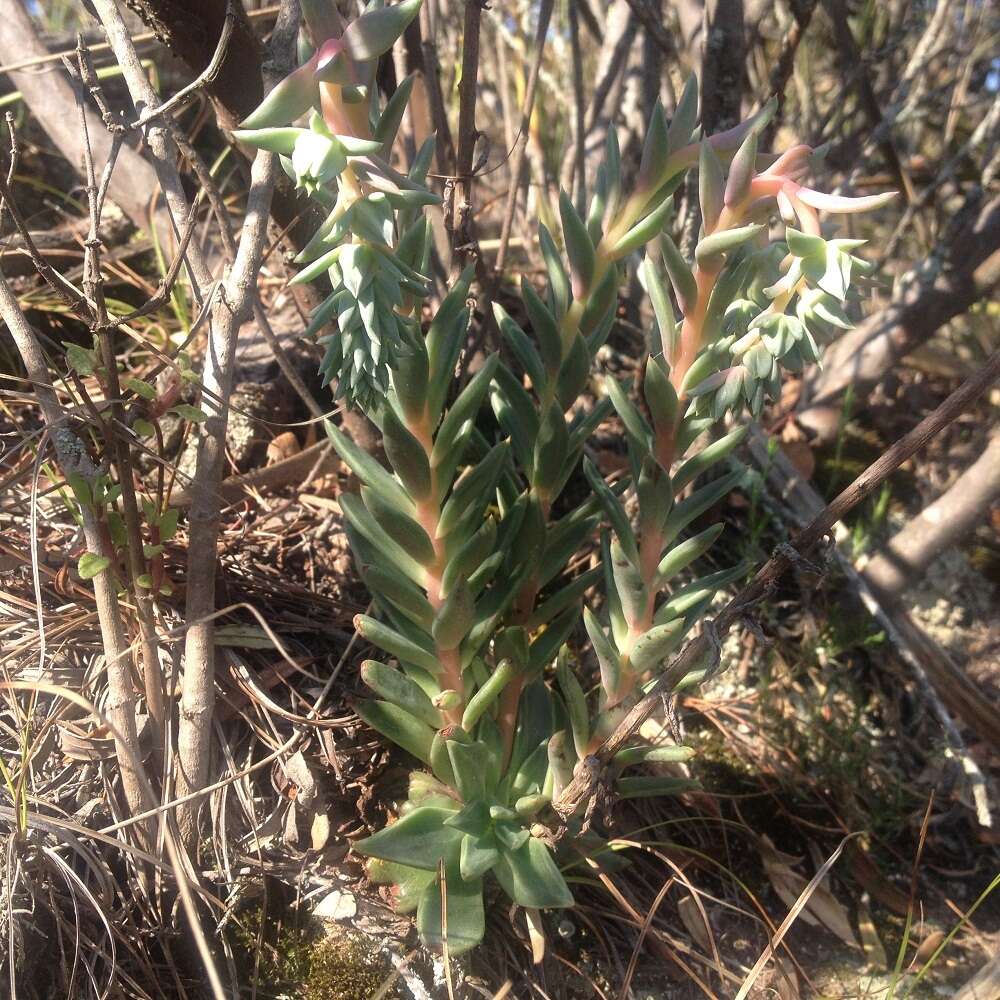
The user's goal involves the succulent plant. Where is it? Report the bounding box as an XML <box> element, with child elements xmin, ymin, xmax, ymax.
<box><xmin>238</xmin><ymin>2</ymin><xmax>893</xmax><ymax>956</ymax></box>
<box><xmin>234</xmin><ymin>0</ymin><xmax>434</xmax><ymax>411</ymax></box>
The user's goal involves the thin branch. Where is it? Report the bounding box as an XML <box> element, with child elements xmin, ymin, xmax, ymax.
<box><xmin>568</xmin><ymin>0</ymin><xmax>587</xmax><ymax>216</ymax></box>
<box><xmin>447</xmin><ymin>0</ymin><xmax>485</xmax><ymax>268</ymax></box>
<box><xmin>68</xmin><ymin>39</ymin><xmax>167</xmax><ymax>749</ymax></box>
<box><xmin>128</xmin><ymin>2</ymin><xmax>236</xmax><ymax>130</ymax></box>
<box><xmin>0</xmin><ymin>272</ymin><xmax>149</xmax><ymax>837</ymax></box>
<box><xmin>0</xmin><ymin>166</ymin><xmax>95</xmax><ymax>318</ymax></box>
<box><xmin>494</xmin><ymin>0</ymin><xmax>555</xmax><ymax>273</ymax></box>
<box><xmin>173</xmin><ymin>0</ymin><xmax>300</xmax><ymax>850</ymax></box>
<box><xmin>622</xmin><ymin>0</ymin><xmax>677</xmax><ymax>60</ymax></box>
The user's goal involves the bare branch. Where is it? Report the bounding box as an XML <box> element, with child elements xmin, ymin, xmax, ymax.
<box><xmin>494</xmin><ymin>0</ymin><xmax>555</xmax><ymax>273</ymax></box>
<box><xmin>128</xmin><ymin>1</ymin><xmax>236</xmax><ymax>130</ymax></box>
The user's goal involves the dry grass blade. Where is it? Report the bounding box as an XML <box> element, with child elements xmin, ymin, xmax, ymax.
<box><xmin>735</xmin><ymin>833</ymin><xmax>860</xmax><ymax>1000</ymax></box>
<box><xmin>0</xmin><ymin>680</ymin><xmax>227</xmax><ymax>1000</ymax></box>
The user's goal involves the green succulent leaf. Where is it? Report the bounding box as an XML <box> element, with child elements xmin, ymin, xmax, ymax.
<box><xmin>583</xmin><ymin>606</ymin><xmax>622</xmax><ymax>698</ymax></box>
<box><xmin>666</xmin><ymin>76</ymin><xmax>699</xmax><ymax>156</ymax></box>
<box><xmin>460</xmin><ymin>832</ymin><xmax>500</xmax><ymax>880</ymax></box>
<box><xmin>654</xmin><ymin>523</ymin><xmax>724</xmax><ymax>588</ymax></box>
<box><xmin>559</xmin><ymin>190</ymin><xmax>596</xmax><ymax>294</ymax></box>
<box><xmin>556</xmin><ymin>649</ymin><xmax>590</xmax><ymax>759</ymax></box>
<box><xmin>342</xmin><ymin>0</ymin><xmax>423</xmax><ymax>62</ymax></box>
<box><xmin>494</xmin><ymin>837</ymin><xmax>574</xmax><ymax>910</ymax></box>
<box><xmin>381</xmin><ymin>406</ymin><xmax>432</xmax><ymax>501</ymax></box>
<box><xmin>699</xmin><ymin>140</ymin><xmax>725</xmax><ymax>232</ymax></box>
<box><xmin>416</xmin><ymin>854</ymin><xmax>485</xmax><ymax>955</ymax></box>
<box><xmin>432</xmin><ymin>578</ymin><xmax>474</xmax><ymax>649</ymax></box>
<box><xmin>629</xmin><ymin>619</ymin><xmax>686</xmax><ymax>673</ymax></box>
<box><xmin>355</xmin><ymin>699</ymin><xmax>436</xmax><ymax>765</ymax></box>
<box><xmin>355</xmin><ymin>614</ymin><xmax>440</xmax><ymax>675</ymax></box>
<box><xmin>462</xmin><ymin>659</ymin><xmax>516</xmax><ymax>731</ymax></box>
<box><xmin>361</xmin><ymin>660</ymin><xmax>440</xmax><ymax>728</ymax></box>
<box><xmin>355</xmin><ymin>805</ymin><xmax>461</xmax><ymax>871</ymax></box>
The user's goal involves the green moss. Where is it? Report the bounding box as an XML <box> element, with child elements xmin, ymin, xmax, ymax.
<box><xmin>303</xmin><ymin>934</ymin><xmax>402</xmax><ymax>1000</ymax></box>
<box><xmin>229</xmin><ymin>903</ymin><xmax>401</xmax><ymax>999</ymax></box>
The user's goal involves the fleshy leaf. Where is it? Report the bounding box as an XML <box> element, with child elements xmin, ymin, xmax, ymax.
<box><xmin>494</xmin><ymin>837</ymin><xmax>574</xmax><ymax>910</ymax></box>
<box><xmin>416</xmin><ymin>853</ymin><xmax>485</xmax><ymax>955</ymax></box>
<box><xmin>354</xmin><ymin>805</ymin><xmax>462</xmax><ymax>870</ymax></box>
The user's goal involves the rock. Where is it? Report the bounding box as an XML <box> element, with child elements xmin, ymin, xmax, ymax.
<box><xmin>314</xmin><ymin>890</ymin><xmax>358</xmax><ymax>922</ymax></box>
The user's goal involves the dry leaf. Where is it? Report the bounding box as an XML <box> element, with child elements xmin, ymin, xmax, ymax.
<box><xmin>850</xmin><ymin>844</ymin><xmax>910</xmax><ymax>915</ymax></box>
<box><xmin>267</xmin><ymin>430</ymin><xmax>301</xmax><ymax>464</ymax></box>
<box><xmin>773</xmin><ymin>952</ymin><xmax>800</xmax><ymax>1000</ymax></box>
<box><xmin>311</xmin><ymin>811</ymin><xmax>331</xmax><ymax>852</ymax></box>
<box><xmin>283</xmin><ymin>750</ymin><xmax>318</xmax><ymax>810</ymax></box>
<box><xmin>857</xmin><ymin>893</ymin><xmax>887</xmax><ymax>969</ymax></box>
<box><xmin>780</xmin><ymin>439</ymin><xmax>816</xmax><ymax>480</ymax></box>
<box><xmin>759</xmin><ymin>835</ymin><xmax>859</xmax><ymax>947</ymax></box>
<box><xmin>525</xmin><ymin>908</ymin><xmax>546</xmax><ymax>965</ymax></box>
<box><xmin>283</xmin><ymin>800</ymin><xmax>299</xmax><ymax>846</ymax></box>
<box><xmin>213</xmin><ymin>624</ymin><xmax>276</xmax><ymax>649</ymax></box>
<box><xmin>913</xmin><ymin>930</ymin><xmax>945</xmax><ymax>969</ymax></box>
<box><xmin>677</xmin><ymin>895</ymin><xmax>712</xmax><ymax>952</ymax></box>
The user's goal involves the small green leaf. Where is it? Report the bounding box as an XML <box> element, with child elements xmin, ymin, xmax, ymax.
<box><xmin>355</xmin><ymin>614</ymin><xmax>440</xmax><ymax>675</ymax></box>
<box><xmin>381</xmin><ymin>406</ymin><xmax>432</xmax><ymax>501</ymax></box>
<box><xmin>361</xmin><ymin>486</ymin><xmax>436</xmax><ymax>567</ymax></box>
<box><xmin>447</xmin><ymin>738</ymin><xmax>488</xmax><ymax>802</ymax></box>
<box><xmin>171</xmin><ymin>404</ymin><xmax>209</xmax><ymax>423</ymax></box>
<box><xmin>699</xmin><ymin>140</ymin><xmax>725</xmax><ymax>232</ymax></box>
<box><xmin>107</xmin><ymin>511</ymin><xmax>127</xmax><ymax>547</ymax></box>
<box><xmin>724</xmin><ymin>127</ymin><xmax>758</xmax><ymax>207</ymax></box>
<box><xmin>64</xmin><ymin>342</ymin><xmax>97</xmax><ymax>376</ymax></box>
<box><xmin>666</xmin><ymin>76</ymin><xmax>699</xmax><ymax>156</ymax></box>
<box><xmin>361</xmin><ymin>660</ymin><xmax>441</xmax><ymax>728</ymax></box>
<box><xmin>616</xmin><ymin>776</ymin><xmax>700</xmax><ymax>799</ymax></box>
<box><xmin>77</xmin><ymin>552</ymin><xmax>110</xmax><ymax>580</ymax></box>
<box><xmin>539</xmin><ymin>223</ymin><xmax>570</xmax><ymax>318</ymax></box>
<box><xmin>614</xmin><ymin>744</ymin><xmax>696</xmax><ymax>767</ymax></box>
<box><xmin>432</xmin><ymin>578</ymin><xmax>474</xmax><ymax>650</ymax></box>
<box><xmin>66</xmin><ymin>472</ymin><xmax>92</xmax><ymax>509</ymax></box>
<box><xmin>654</xmin><ymin>523</ymin><xmax>724</xmax><ymax>588</ymax></box>
<box><xmin>239</xmin><ymin>57</ymin><xmax>318</xmax><ymax>130</ymax></box>
<box><xmin>341</xmin><ymin>0</ymin><xmax>423</xmax><ymax>62</ymax></box>
<box><xmin>636</xmin><ymin>99</ymin><xmax>669</xmax><ymax>197</ymax></box>
<box><xmin>629</xmin><ymin>619</ymin><xmax>686</xmax><ymax>673</ymax></box>
<box><xmin>123</xmin><ymin>377</ymin><xmax>157</xmax><ymax>400</ymax></box>
<box><xmin>443</xmin><ymin>799</ymin><xmax>491</xmax><ymax>836</ymax></box>
<box><xmin>133</xmin><ymin>419</ymin><xmax>155</xmax><ymax>437</ymax></box>
<box><xmin>462</xmin><ymin>658</ymin><xmax>516</xmax><ymax>731</ymax></box>
<box><xmin>660</xmin><ymin>233</ymin><xmax>698</xmax><ymax>314</ymax></box>
<box><xmin>158</xmin><ymin>508</ymin><xmax>180</xmax><ymax>541</ymax></box>
<box><xmin>583</xmin><ymin>606</ymin><xmax>622</xmax><ymax>698</ymax></box>
<box><xmin>611</xmin><ymin>538</ymin><xmax>647</xmax><ymax>626</ymax></box>
<box><xmin>532</xmin><ymin>401</ymin><xmax>569</xmax><ymax>498</ymax></box>
<box><xmin>695</xmin><ymin>223</ymin><xmax>765</xmax><ymax>266</ymax></box>
<box><xmin>556</xmin><ymin>648</ymin><xmax>590</xmax><ymax>759</ymax></box>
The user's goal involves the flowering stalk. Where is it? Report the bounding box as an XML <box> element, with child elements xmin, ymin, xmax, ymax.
<box><xmin>238</xmin><ymin>5</ymin><xmax>893</xmax><ymax>955</ymax></box>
